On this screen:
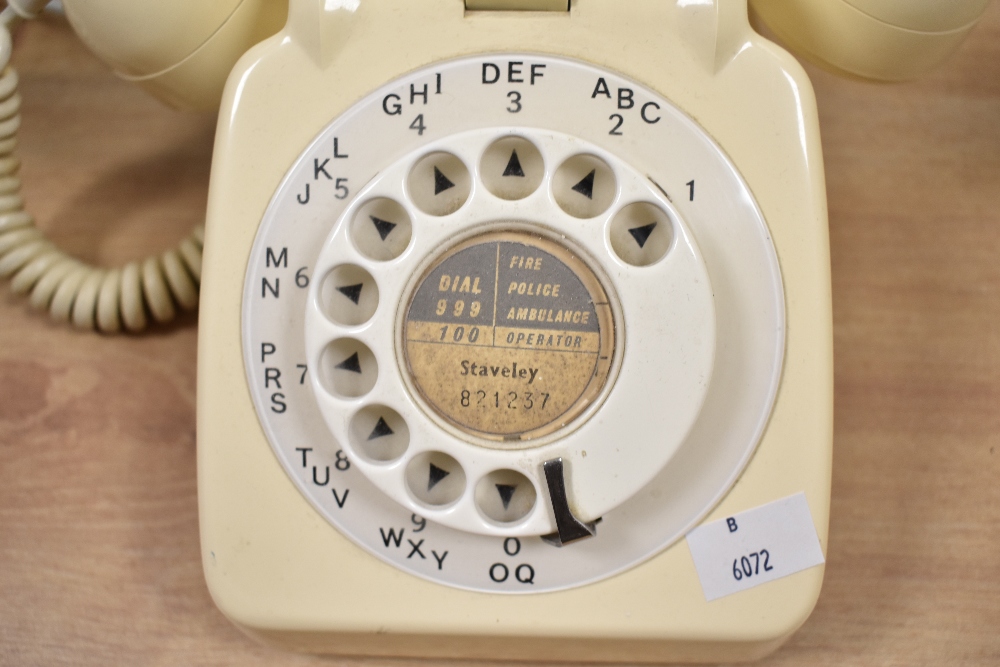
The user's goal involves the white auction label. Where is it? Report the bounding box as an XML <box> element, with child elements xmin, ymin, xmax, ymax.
<box><xmin>685</xmin><ymin>493</ymin><xmax>825</xmax><ymax>601</ymax></box>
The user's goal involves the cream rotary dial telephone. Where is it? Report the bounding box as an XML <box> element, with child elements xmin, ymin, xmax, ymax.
<box><xmin>0</xmin><ymin>0</ymin><xmax>990</xmax><ymax>662</ymax></box>
<box><xmin>212</xmin><ymin>10</ymin><xmax>804</xmax><ymax>653</ymax></box>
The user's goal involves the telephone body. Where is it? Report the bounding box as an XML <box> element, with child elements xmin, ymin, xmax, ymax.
<box><xmin>15</xmin><ymin>0</ymin><xmax>987</xmax><ymax>662</ymax></box>
<box><xmin>199</xmin><ymin>1</ymin><xmax>825</xmax><ymax>661</ymax></box>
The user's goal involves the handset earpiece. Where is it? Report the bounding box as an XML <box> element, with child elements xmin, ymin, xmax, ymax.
<box><xmin>0</xmin><ymin>0</ymin><xmax>287</xmax><ymax>333</ymax></box>
<box><xmin>750</xmin><ymin>0</ymin><xmax>993</xmax><ymax>81</ymax></box>
<box><xmin>60</xmin><ymin>0</ymin><xmax>287</xmax><ymax>110</ymax></box>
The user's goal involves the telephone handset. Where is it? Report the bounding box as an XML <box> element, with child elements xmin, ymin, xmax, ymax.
<box><xmin>0</xmin><ymin>0</ymin><xmax>990</xmax><ymax>662</ymax></box>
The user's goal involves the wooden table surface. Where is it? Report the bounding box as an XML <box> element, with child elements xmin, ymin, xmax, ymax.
<box><xmin>2</xmin><ymin>9</ymin><xmax>999</xmax><ymax>666</ymax></box>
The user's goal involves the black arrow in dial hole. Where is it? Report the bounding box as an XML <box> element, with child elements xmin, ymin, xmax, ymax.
<box><xmin>334</xmin><ymin>352</ymin><xmax>362</xmax><ymax>374</ymax></box>
<box><xmin>502</xmin><ymin>150</ymin><xmax>525</xmax><ymax>177</ymax></box>
<box><xmin>627</xmin><ymin>222</ymin><xmax>657</xmax><ymax>249</ymax></box>
<box><xmin>367</xmin><ymin>417</ymin><xmax>394</xmax><ymax>440</ymax></box>
<box><xmin>336</xmin><ymin>283</ymin><xmax>363</xmax><ymax>305</ymax></box>
<box><xmin>370</xmin><ymin>216</ymin><xmax>397</xmax><ymax>241</ymax></box>
<box><xmin>571</xmin><ymin>169</ymin><xmax>596</xmax><ymax>199</ymax></box>
<box><xmin>428</xmin><ymin>463</ymin><xmax>450</xmax><ymax>490</ymax></box>
<box><xmin>433</xmin><ymin>166</ymin><xmax>455</xmax><ymax>195</ymax></box>
<box><xmin>496</xmin><ymin>484</ymin><xmax>517</xmax><ymax>510</ymax></box>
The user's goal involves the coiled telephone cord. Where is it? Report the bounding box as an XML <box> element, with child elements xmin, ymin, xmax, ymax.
<box><xmin>0</xmin><ymin>4</ymin><xmax>203</xmax><ymax>333</ymax></box>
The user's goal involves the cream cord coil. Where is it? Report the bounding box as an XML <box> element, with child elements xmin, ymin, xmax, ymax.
<box><xmin>0</xmin><ymin>6</ymin><xmax>203</xmax><ymax>333</ymax></box>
